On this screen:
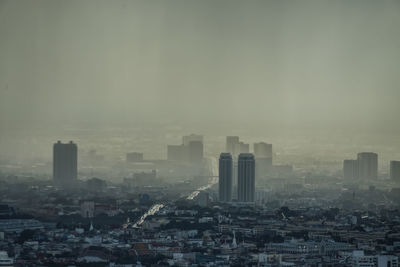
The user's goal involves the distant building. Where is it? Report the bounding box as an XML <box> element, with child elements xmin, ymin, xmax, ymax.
<box><xmin>272</xmin><ymin>164</ymin><xmax>293</xmax><ymax>175</ymax></box>
<box><xmin>126</xmin><ymin>152</ymin><xmax>143</xmax><ymax>163</ymax></box>
<box><xmin>86</xmin><ymin>177</ymin><xmax>107</xmax><ymax>192</ymax></box>
<box><xmin>234</xmin><ymin>142</ymin><xmax>249</xmax><ymax>156</ymax></box>
<box><xmin>167</xmin><ymin>144</ymin><xmax>186</xmax><ymax>161</ymax></box>
<box><xmin>343</xmin><ymin>159</ymin><xmax>358</xmax><ymax>179</ymax></box>
<box><xmin>182</xmin><ymin>134</ymin><xmax>203</xmax><ymax>146</ymax></box>
<box><xmin>357</xmin><ymin>152</ymin><xmax>378</xmax><ymax>179</ymax></box>
<box><xmin>351</xmin><ymin>251</ymin><xmax>398</xmax><ymax>267</ymax></box>
<box><xmin>196</xmin><ymin>191</ymin><xmax>209</xmax><ymax>207</ymax></box>
<box><xmin>53</xmin><ymin>141</ymin><xmax>77</xmax><ymax>184</ymax></box>
<box><xmin>0</xmin><ymin>219</ymin><xmax>44</xmax><ymax>233</ymax></box>
<box><xmin>219</xmin><ymin>153</ymin><xmax>233</xmax><ymax>202</ymax></box>
<box><xmin>254</xmin><ymin>142</ymin><xmax>273</xmax><ymax>179</ymax></box>
<box><xmin>390</xmin><ymin>161</ymin><xmax>400</xmax><ymax>181</ymax></box>
<box><xmin>237</xmin><ymin>153</ymin><xmax>255</xmax><ymax>202</ymax></box>
<box><xmin>168</xmin><ymin>134</ymin><xmax>204</xmax><ymax>163</ymax></box>
<box><xmin>256</xmin><ymin>157</ymin><xmax>272</xmax><ymax>179</ymax></box>
<box><xmin>253</xmin><ymin>142</ymin><xmax>272</xmax><ymax>159</ymax></box>
<box><xmin>125</xmin><ymin>170</ymin><xmax>157</xmax><ymax>187</ymax></box>
<box><xmin>188</xmin><ymin>141</ymin><xmax>203</xmax><ymax>164</ymax></box>
<box><xmin>226</xmin><ymin>136</ymin><xmax>239</xmax><ymax>155</ymax></box>
<box><xmin>80</xmin><ymin>201</ymin><xmax>95</xmax><ymax>218</ymax></box>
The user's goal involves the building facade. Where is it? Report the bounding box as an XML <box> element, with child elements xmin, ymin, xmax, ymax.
<box><xmin>343</xmin><ymin>159</ymin><xmax>359</xmax><ymax>179</ymax></box>
<box><xmin>237</xmin><ymin>153</ymin><xmax>255</xmax><ymax>202</ymax></box>
<box><xmin>390</xmin><ymin>161</ymin><xmax>400</xmax><ymax>181</ymax></box>
<box><xmin>53</xmin><ymin>141</ymin><xmax>77</xmax><ymax>184</ymax></box>
<box><xmin>219</xmin><ymin>153</ymin><xmax>233</xmax><ymax>202</ymax></box>
<box><xmin>357</xmin><ymin>152</ymin><xmax>378</xmax><ymax>180</ymax></box>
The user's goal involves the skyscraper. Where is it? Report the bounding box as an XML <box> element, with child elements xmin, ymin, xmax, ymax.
<box><xmin>237</xmin><ymin>153</ymin><xmax>255</xmax><ymax>202</ymax></box>
<box><xmin>343</xmin><ymin>159</ymin><xmax>358</xmax><ymax>179</ymax></box>
<box><xmin>219</xmin><ymin>153</ymin><xmax>233</xmax><ymax>202</ymax></box>
<box><xmin>183</xmin><ymin>134</ymin><xmax>203</xmax><ymax>146</ymax></box>
<box><xmin>226</xmin><ymin>136</ymin><xmax>239</xmax><ymax>155</ymax></box>
<box><xmin>234</xmin><ymin>142</ymin><xmax>250</xmax><ymax>155</ymax></box>
<box><xmin>168</xmin><ymin>134</ymin><xmax>204</xmax><ymax>163</ymax></box>
<box><xmin>254</xmin><ymin>142</ymin><xmax>273</xmax><ymax>179</ymax></box>
<box><xmin>357</xmin><ymin>152</ymin><xmax>378</xmax><ymax>180</ymax></box>
<box><xmin>253</xmin><ymin>142</ymin><xmax>272</xmax><ymax>159</ymax></box>
<box><xmin>390</xmin><ymin>161</ymin><xmax>400</xmax><ymax>181</ymax></box>
<box><xmin>53</xmin><ymin>141</ymin><xmax>78</xmax><ymax>184</ymax></box>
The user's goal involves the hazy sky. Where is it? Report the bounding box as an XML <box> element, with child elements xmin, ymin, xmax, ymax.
<box><xmin>1</xmin><ymin>0</ymin><xmax>399</xmax><ymax>132</ymax></box>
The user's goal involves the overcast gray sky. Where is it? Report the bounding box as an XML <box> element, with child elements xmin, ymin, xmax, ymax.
<box><xmin>1</xmin><ymin>0</ymin><xmax>399</xmax><ymax>132</ymax></box>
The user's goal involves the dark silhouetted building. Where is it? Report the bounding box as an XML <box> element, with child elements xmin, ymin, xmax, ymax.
<box><xmin>390</xmin><ymin>161</ymin><xmax>400</xmax><ymax>181</ymax></box>
<box><xmin>219</xmin><ymin>153</ymin><xmax>233</xmax><ymax>202</ymax></box>
<box><xmin>237</xmin><ymin>153</ymin><xmax>255</xmax><ymax>202</ymax></box>
<box><xmin>357</xmin><ymin>152</ymin><xmax>378</xmax><ymax>180</ymax></box>
<box><xmin>343</xmin><ymin>159</ymin><xmax>358</xmax><ymax>179</ymax></box>
<box><xmin>53</xmin><ymin>141</ymin><xmax>77</xmax><ymax>184</ymax></box>
<box><xmin>126</xmin><ymin>152</ymin><xmax>143</xmax><ymax>163</ymax></box>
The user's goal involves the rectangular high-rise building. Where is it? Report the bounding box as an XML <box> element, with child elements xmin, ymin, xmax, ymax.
<box><xmin>188</xmin><ymin>140</ymin><xmax>203</xmax><ymax>164</ymax></box>
<box><xmin>256</xmin><ymin>157</ymin><xmax>272</xmax><ymax>179</ymax></box>
<box><xmin>237</xmin><ymin>153</ymin><xmax>255</xmax><ymax>202</ymax></box>
<box><xmin>357</xmin><ymin>152</ymin><xmax>378</xmax><ymax>180</ymax></box>
<box><xmin>219</xmin><ymin>153</ymin><xmax>233</xmax><ymax>202</ymax></box>
<box><xmin>254</xmin><ymin>142</ymin><xmax>273</xmax><ymax>179</ymax></box>
<box><xmin>226</xmin><ymin>136</ymin><xmax>239</xmax><ymax>155</ymax></box>
<box><xmin>183</xmin><ymin>134</ymin><xmax>203</xmax><ymax>146</ymax></box>
<box><xmin>390</xmin><ymin>161</ymin><xmax>400</xmax><ymax>181</ymax></box>
<box><xmin>253</xmin><ymin>142</ymin><xmax>272</xmax><ymax>159</ymax></box>
<box><xmin>233</xmin><ymin>142</ymin><xmax>249</xmax><ymax>157</ymax></box>
<box><xmin>167</xmin><ymin>145</ymin><xmax>186</xmax><ymax>161</ymax></box>
<box><xmin>343</xmin><ymin>159</ymin><xmax>358</xmax><ymax>179</ymax></box>
<box><xmin>53</xmin><ymin>141</ymin><xmax>77</xmax><ymax>183</ymax></box>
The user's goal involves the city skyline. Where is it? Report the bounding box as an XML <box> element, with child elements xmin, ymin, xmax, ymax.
<box><xmin>1</xmin><ymin>0</ymin><xmax>400</xmax><ymax>266</ymax></box>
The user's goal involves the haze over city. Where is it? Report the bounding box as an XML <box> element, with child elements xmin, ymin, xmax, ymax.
<box><xmin>1</xmin><ymin>1</ymin><xmax>400</xmax><ymax>266</ymax></box>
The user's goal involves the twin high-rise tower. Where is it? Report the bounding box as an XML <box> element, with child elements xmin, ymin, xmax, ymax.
<box><xmin>219</xmin><ymin>153</ymin><xmax>233</xmax><ymax>202</ymax></box>
<box><xmin>218</xmin><ymin>152</ymin><xmax>255</xmax><ymax>203</ymax></box>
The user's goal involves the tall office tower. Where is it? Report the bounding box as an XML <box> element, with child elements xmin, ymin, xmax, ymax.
<box><xmin>254</xmin><ymin>142</ymin><xmax>272</xmax><ymax>159</ymax></box>
<box><xmin>390</xmin><ymin>161</ymin><xmax>400</xmax><ymax>181</ymax></box>
<box><xmin>226</xmin><ymin>136</ymin><xmax>240</xmax><ymax>155</ymax></box>
<box><xmin>254</xmin><ymin>142</ymin><xmax>273</xmax><ymax>179</ymax></box>
<box><xmin>188</xmin><ymin>140</ymin><xmax>204</xmax><ymax>163</ymax></box>
<box><xmin>357</xmin><ymin>152</ymin><xmax>378</xmax><ymax>179</ymax></box>
<box><xmin>343</xmin><ymin>159</ymin><xmax>358</xmax><ymax>179</ymax></box>
<box><xmin>219</xmin><ymin>153</ymin><xmax>233</xmax><ymax>202</ymax></box>
<box><xmin>183</xmin><ymin>134</ymin><xmax>203</xmax><ymax>146</ymax></box>
<box><xmin>53</xmin><ymin>141</ymin><xmax>78</xmax><ymax>184</ymax></box>
<box><xmin>237</xmin><ymin>153</ymin><xmax>255</xmax><ymax>202</ymax></box>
